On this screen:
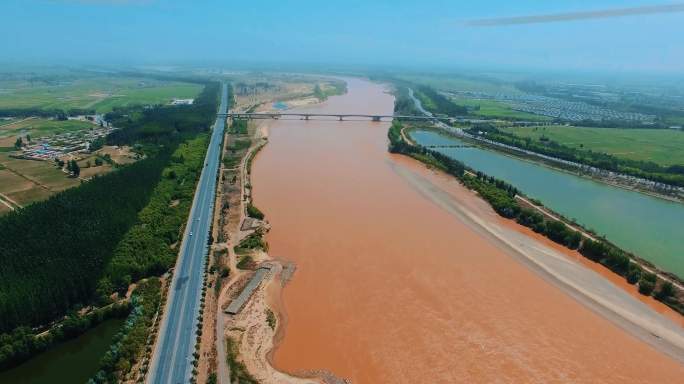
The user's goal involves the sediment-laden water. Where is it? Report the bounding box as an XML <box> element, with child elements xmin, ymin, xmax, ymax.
<box><xmin>251</xmin><ymin>78</ymin><xmax>683</xmax><ymax>383</ymax></box>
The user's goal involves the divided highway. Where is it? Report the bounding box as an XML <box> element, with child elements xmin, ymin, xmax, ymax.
<box><xmin>148</xmin><ymin>83</ymin><xmax>229</xmax><ymax>384</ymax></box>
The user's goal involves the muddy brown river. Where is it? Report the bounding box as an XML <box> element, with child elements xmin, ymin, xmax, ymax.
<box><xmin>251</xmin><ymin>78</ymin><xmax>683</xmax><ymax>383</ymax></box>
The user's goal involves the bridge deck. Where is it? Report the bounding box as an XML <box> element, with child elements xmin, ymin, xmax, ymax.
<box><xmin>219</xmin><ymin>112</ymin><xmax>451</xmax><ymax>121</ymax></box>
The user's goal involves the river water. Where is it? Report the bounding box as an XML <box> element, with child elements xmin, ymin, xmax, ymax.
<box><xmin>410</xmin><ymin>130</ymin><xmax>684</xmax><ymax>278</ymax></box>
<box><xmin>251</xmin><ymin>78</ymin><xmax>683</xmax><ymax>383</ymax></box>
<box><xmin>0</xmin><ymin>318</ymin><xmax>123</xmax><ymax>384</ymax></box>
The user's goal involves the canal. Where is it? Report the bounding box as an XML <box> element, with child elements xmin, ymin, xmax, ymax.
<box><xmin>410</xmin><ymin>129</ymin><xmax>684</xmax><ymax>278</ymax></box>
<box><xmin>0</xmin><ymin>318</ymin><xmax>124</xmax><ymax>384</ymax></box>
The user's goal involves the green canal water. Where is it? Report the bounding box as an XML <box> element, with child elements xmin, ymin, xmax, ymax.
<box><xmin>0</xmin><ymin>318</ymin><xmax>124</xmax><ymax>384</ymax></box>
<box><xmin>410</xmin><ymin>129</ymin><xmax>684</xmax><ymax>278</ymax></box>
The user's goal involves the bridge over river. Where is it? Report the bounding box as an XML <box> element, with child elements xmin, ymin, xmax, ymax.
<box><xmin>221</xmin><ymin>112</ymin><xmax>451</xmax><ymax>122</ymax></box>
<box><xmin>221</xmin><ymin>112</ymin><xmax>548</xmax><ymax>127</ymax></box>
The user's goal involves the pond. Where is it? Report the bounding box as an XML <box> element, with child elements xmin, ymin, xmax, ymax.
<box><xmin>0</xmin><ymin>318</ymin><xmax>124</xmax><ymax>384</ymax></box>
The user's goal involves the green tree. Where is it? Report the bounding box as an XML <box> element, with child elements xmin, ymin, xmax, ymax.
<box><xmin>14</xmin><ymin>137</ymin><xmax>23</xmax><ymax>149</ymax></box>
<box><xmin>638</xmin><ymin>272</ymin><xmax>657</xmax><ymax>295</ymax></box>
<box><xmin>207</xmin><ymin>373</ymin><xmax>217</xmax><ymax>384</ymax></box>
<box><xmin>71</xmin><ymin>160</ymin><xmax>81</xmax><ymax>177</ymax></box>
<box><xmin>246</xmin><ymin>203</ymin><xmax>264</xmax><ymax>220</ymax></box>
<box><xmin>626</xmin><ymin>264</ymin><xmax>642</xmax><ymax>284</ymax></box>
<box><xmin>655</xmin><ymin>282</ymin><xmax>674</xmax><ymax>300</ymax></box>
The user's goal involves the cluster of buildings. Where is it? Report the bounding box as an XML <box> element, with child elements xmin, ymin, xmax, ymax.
<box><xmin>448</xmin><ymin>90</ymin><xmax>655</xmax><ymax>123</ymax></box>
<box><xmin>16</xmin><ymin>117</ymin><xmax>116</xmax><ymax>161</ymax></box>
<box><xmin>170</xmin><ymin>98</ymin><xmax>194</xmax><ymax>105</ymax></box>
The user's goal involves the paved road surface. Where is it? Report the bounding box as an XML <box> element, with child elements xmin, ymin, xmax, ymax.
<box><xmin>148</xmin><ymin>82</ymin><xmax>229</xmax><ymax>384</ymax></box>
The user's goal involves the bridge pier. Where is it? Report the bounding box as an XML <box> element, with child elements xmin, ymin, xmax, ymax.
<box><xmin>338</xmin><ymin>116</ymin><xmax>343</xmax><ymax>121</ymax></box>
<box><xmin>304</xmin><ymin>115</ymin><xmax>309</xmax><ymax>120</ymax></box>
<box><xmin>372</xmin><ymin>116</ymin><xmax>381</xmax><ymax>122</ymax></box>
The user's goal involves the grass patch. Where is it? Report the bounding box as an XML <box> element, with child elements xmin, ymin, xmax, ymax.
<box><xmin>222</xmin><ymin>155</ymin><xmax>240</xmax><ymax>168</ymax></box>
<box><xmin>236</xmin><ymin>255</ymin><xmax>254</xmax><ymax>270</ymax></box>
<box><xmin>0</xmin><ymin>152</ymin><xmax>80</xmax><ymax>205</ymax></box>
<box><xmin>229</xmin><ymin>119</ymin><xmax>248</xmax><ymax>135</ymax></box>
<box><xmin>503</xmin><ymin>125</ymin><xmax>684</xmax><ymax>166</ymax></box>
<box><xmin>396</xmin><ymin>73</ymin><xmax>521</xmax><ymax>94</ymax></box>
<box><xmin>234</xmin><ymin>230</ymin><xmax>267</xmax><ymax>254</ymax></box>
<box><xmin>452</xmin><ymin>97</ymin><xmax>551</xmax><ymax>121</ymax></box>
<box><xmin>0</xmin><ymin>118</ymin><xmax>93</xmax><ymax>138</ymax></box>
<box><xmin>225</xmin><ymin>336</ymin><xmax>258</xmax><ymax>384</ymax></box>
<box><xmin>229</xmin><ymin>138</ymin><xmax>251</xmax><ymax>151</ymax></box>
<box><xmin>0</xmin><ymin>76</ymin><xmax>202</xmax><ymax>114</ymax></box>
<box><xmin>265</xmin><ymin>308</ymin><xmax>276</xmax><ymax>330</ymax></box>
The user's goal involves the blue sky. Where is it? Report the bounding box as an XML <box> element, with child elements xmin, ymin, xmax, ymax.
<box><xmin>2</xmin><ymin>0</ymin><xmax>683</xmax><ymax>73</ymax></box>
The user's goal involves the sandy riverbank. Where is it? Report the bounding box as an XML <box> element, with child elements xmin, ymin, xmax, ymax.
<box><xmin>216</xmin><ymin>90</ymin><xmax>335</xmax><ymax>383</ymax></box>
<box><xmin>390</xmin><ymin>156</ymin><xmax>684</xmax><ymax>358</ymax></box>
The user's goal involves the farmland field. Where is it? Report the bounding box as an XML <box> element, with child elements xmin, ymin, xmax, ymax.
<box><xmin>503</xmin><ymin>125</ymin><xmax>684</xmax><ymax>166</ymax></box>
<box><xmin>396</xmin><ymin>73</ymin><xmax>521</xmax><ymax>94</ymax></box>
<box><xmin>0</xmin><ymin>118</ymin><xmax>94</xmax><ymax>145</ymax></box>
<box><xmin>0</xmin><ymin>149</ymin><xmax>116</xmax><ymax>211</ymax></box>
<box><xmin>0</xmin><ymin>76</ymin><xmax>202</xmax><ymax>113</ymax></box>
<box><xmin>450</xmin><ymin>96</ymin><xmax>552</xmax><ymax>121</ymax></box>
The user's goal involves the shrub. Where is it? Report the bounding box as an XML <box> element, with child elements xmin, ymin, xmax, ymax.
<box><xmin>236</xmin><ymin>256</ymin><xmax>254</xmax><ymax>270</ymax></box>
<box><xmin>234</xmin><ymin>231</ymin><xmax>267</xmax><ymax>253</ymax></box>
<box><xmin>246</xmin><ymin>203</ymin><xmax>265</xmax><ymax>220</ymax></box>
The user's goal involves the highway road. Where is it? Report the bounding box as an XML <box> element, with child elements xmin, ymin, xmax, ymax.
<box><xmin>148</xmin><ymin>82</ymin><xmax>229</xmax><ymax>384</ymax></box>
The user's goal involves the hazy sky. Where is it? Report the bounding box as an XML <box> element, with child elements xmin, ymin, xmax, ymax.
<box><xmin>2</xmin><ymin>0</ymin><xmax>683</xmax><ymax>73</ymax></box>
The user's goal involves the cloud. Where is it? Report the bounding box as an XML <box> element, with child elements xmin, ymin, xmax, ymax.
<box><xmin>466</xmin><ymin>3</ymin><xmax>684</xmax><ymax>26</ymax></box>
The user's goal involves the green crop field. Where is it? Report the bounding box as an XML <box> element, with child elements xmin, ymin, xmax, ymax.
<box><xmin>0</xmin><ymin>76</ymin><xmax>202</xmax><ymax>113</ymax></box>
<box><xmin>0</xmin><ymin>154</ymin><xmax>75</xmax><ymax>208</ymax></box>
<box><xmin>0</xmin><ymin>149</ymin><xmax>114</xmax><ymax>211</ymax></box>
<box><xmin>450</xmin><ymin>96</ymin><xmax>551</xmax><ymax>121</ymax></box>
<box><xmin>503</xmin><ymin>125</ymin><xmax>684</xmax><ymax>166</ymax></box>
<box><xmin>0</xmin><ymin>118</ymin><xmax>94</xmax><ymax>147</ymax></box>
<box><xmin>396</xmin><ymin>74</ymin><xmax>521</xmax><ymax>94</ymax></box>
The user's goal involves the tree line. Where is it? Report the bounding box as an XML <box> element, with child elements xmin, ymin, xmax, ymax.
<box><xmin>0</xmin><ymin>151</ymin><xmax>172</xmax><ymax>333</ymax></box>
<box><xmin>105</xmin><ymin>81</ymin><xmax>221</xmax><ymax>145</ymax></box>
<box><xmin>0</xmin><ymin>81</ymin><xmax>224</xmax><ymax>335</ymax></box>
<box><xmin>101</xmin><ymin>134</ymin><xmax>209</xmax><ymax>295</ymax></box>
<box><xmin>393</xmin><ymin>86</ymin><xmax>418</xmax><ymax>116</ymax></box>
<box><xmin>467</xmin><ymin>124</ymin><xmax>684</xmax><ymax>188</ymax></box>
<box><xmin>0</xmin><ymin>301</ymin><xmax>130</xmax><ymax>370</ymax></box>
<box><xmin>88</xmin><ymin>278</ymin><xmax>161</xmax><ymax>383</ymax></box>
<box><xmin>0</xmin><ymin>107</ymin><xmax>96</xmax><ymax>119</ymax></box>
<box><xmin>414</xmin><ymin>85</ymin><xmax>468</xmax><ymax>117</ymax></box>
